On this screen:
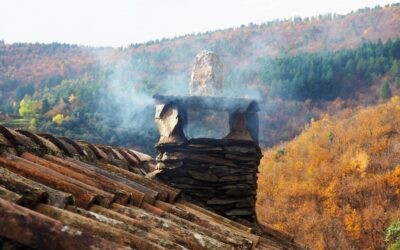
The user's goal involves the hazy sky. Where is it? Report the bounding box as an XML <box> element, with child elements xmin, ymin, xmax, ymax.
<box><xmin>0</xmin><ymin>0</ymin><xmax>398</xmax><ymax>47</ymax></box>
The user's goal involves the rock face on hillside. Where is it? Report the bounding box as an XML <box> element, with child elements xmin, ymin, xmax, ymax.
<box><xmin>189</xmin><ymin>51</ymin><xmax>223</xmax><ymax>96</ymax></box>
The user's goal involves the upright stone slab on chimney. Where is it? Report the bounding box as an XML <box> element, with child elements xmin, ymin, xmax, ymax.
<box><xmin>190</xmin><ymin>51</ymin><xmax>223</xmax><ymax>96</ymax></box>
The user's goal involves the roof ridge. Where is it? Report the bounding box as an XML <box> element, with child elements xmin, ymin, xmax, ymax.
<box><xmin>0</xmin><ymin>124</ymin><xmax>153</xmax><ymax>175</ymax></box>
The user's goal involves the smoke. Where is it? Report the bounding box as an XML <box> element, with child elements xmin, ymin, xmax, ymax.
<box><xmin>58</xmin><ymin>8</ymin><xmax>394</xmax><ymax>152</ymax></box>
<box><xmin>102</xmin><ymin>60</ymin><xmax>155</xmax><ymax>130</ymax></box>
<box><xmin>91</xmin><ymin>35</ymin><xmax>268</xmax><ymax>146</ymax></box>
<box><xmin>86</xmin><ymin>30</ymin><xmax>277</xmax><ymax>154</ymax></box>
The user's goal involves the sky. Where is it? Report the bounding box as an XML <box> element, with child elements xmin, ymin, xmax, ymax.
<box><xmin>0</xmin><ymin>0</ymin><xmax>398</xmax><ymax>47</ymax></box>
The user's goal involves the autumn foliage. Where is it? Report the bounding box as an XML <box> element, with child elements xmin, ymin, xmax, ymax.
<box><xmin>257</xmin><ymin>97</ymin><xmax>400</xmax><ymax>249</ymax></box>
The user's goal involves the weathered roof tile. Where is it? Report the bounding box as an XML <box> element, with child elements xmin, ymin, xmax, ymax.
<box><xmin>38</xmin><ymin>133</ymin><xmax>76</xmax><ymax>155</ymax></box>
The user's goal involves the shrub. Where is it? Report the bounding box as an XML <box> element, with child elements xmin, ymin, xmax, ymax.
<box><xmin>386</xmin><ymin>220</ymin><xmax>400</xmax><ymax>250</ymax></box>
<box><xmin>381</xmin><ymin>82</ymin><xmax>392</xmax><ymax>99</ymax></box>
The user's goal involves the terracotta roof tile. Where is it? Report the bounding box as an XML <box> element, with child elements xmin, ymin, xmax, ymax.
<box><xmin>58</xmin><ymin>137</ymin><xmax>86</xmax><ymax>155</ymax></box>
<box><xmin>38</xmin><ymin>133</ymin><xmax>77</xmax><ymax>155</ymax></box>
<box><xmin>0</xmin><ymin>126</ymin><xmax>300</xmax><ymax>249</ymax></box>
<box><xmin>118</xmin><ymin>148</ymin><xmax>140</xmax><ymax>167</ymax></box>
<box><xmin>86</xmin><ymin>143</ymin><xmax>109</xmax><ymax>159</ymax></box>
<box><xmin>0</xmin><ymin>125</ymin><xmax>36</xmax><ymax>148</ymax></box>
<box><xmin>75</xmin><ymin>140</ymin><xmax>99</xmax><ymax>159</ymax></box>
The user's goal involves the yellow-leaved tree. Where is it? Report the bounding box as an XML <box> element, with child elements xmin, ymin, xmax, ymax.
<box><xmin>69</xmin><ymin>93</ymin><xmax>76</xmax><ymax>104</ymax></box>
<box><xmin>52</xmin><ymin>114</ymin><xmax>65</xmax><ymax>126</ymax></box>
<box><xmin>18</xmin><ymin>98</ymin><xmax>33</xmax><ymax>118</ymax></box>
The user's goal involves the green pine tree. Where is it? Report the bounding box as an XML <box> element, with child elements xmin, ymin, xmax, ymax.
<box><xmin>396</xmin><ymin>77</ymin><xmax>400</xmax><ymax>89</ymax></box>
<box><xmin>41</xmin><ymin>98</ymin><xmax>50</xmax><ymax>115</ymax></box>
<box><xmin>391</xmin><ymin>60</ymin><xmax>399</xmax><ymax>78</ymax></box>
<box><xmin>380</xmin><ymin>81</ymin><xmax>392</xmax><ymax>100</ymax></box>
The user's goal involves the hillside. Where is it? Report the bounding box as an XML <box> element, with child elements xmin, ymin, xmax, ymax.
<box><xmin>1</xmin><ymin>3</ymin><xmax>400</xmax><ymax>87</ymax></box>
<box><xmin>257</xmin><ymin>97</ymin><xmax>400</xmax><ymax>249</ymax></box>
<box><xmin>2</xmin><ymin>37</ymin><xmax>399</xmax><ymax>155</ymax></box>
<box><xmin>1</xmin><ymin>3</ymin><xmax>400</xmax><ymax>154</ymax></box>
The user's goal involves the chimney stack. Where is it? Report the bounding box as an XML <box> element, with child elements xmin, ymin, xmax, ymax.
<box><xmin>153</xmin><ymin>52</ymin><xmax>261</xmax><ymax>223</ymax></box>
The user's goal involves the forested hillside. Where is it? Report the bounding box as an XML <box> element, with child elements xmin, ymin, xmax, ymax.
<box><xmin>257</xmin><ymin>97</ymin><xmax>400</xmax><ymax>249</ymax></box>
<box><xmin>1</xmin><ymin>3</ymin><xmax>400</xmax><ymax>87</ymax></box>
<box><xmin>1</xmin><ymin>3</ymin><xmax>400</xmax><ymax>154</ymax></box>
<box><xmin>2</xmin><ymin>38</ymin><xmax>399</xmax><ymax>154</ymax></box>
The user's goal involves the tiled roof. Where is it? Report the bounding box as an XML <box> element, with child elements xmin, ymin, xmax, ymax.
<box><xmin>0</xmin><ymin>125</ymin><xmax>300</xmax><ymax>249</ymax></box>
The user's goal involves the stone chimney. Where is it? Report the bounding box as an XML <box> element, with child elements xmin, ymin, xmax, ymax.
<box><xmin>153</xmin><ymin>52</ymin><xmax>261</xmax><ymax>223</ymax></box>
